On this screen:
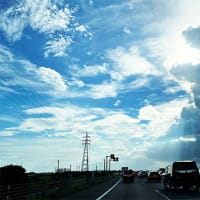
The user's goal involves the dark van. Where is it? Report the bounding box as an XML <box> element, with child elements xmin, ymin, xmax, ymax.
<box><xmin>162</xmin><ymin>160</ymin><xmax>199</xmax><ymax>190</ymax></box>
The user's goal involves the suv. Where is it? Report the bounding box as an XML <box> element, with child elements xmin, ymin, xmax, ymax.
<box><xmin>162</xmin><ymin>160</ymin><xmax>199</xmax><ymax>190</ymax></box>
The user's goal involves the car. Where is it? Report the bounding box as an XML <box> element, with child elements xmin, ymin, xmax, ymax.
<box><xmin>162</xmin><ymin>160</ymin><xmax>200</xmax><ymax>190</ymax></box>
<box><xmin>146</xmin><ymin>171</ymin><xmax>161</xmax><ymax>182</ymax></box>
<box><xmin>138</xmin><ymin>170</ymin><xmax>148</xmax><ymax>178</ymax></box>
<box><xmin>122</xmin><ymin>169</ymin><xmax>134</xmax><ymax>183</ymax></box>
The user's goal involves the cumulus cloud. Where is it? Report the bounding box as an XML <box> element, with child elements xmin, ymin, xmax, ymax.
<box><xmin>107</xmin><ymin>46</ymin><xmax>160</xmax><ymax>80</ymax></box>
<box><xmin>138</xmin><ymin>99</ymin><xmax>188</xmax><ymax>138</ymax></box>
<box><xmin>87</xmin><ymin>81</ymin><xmax>118</xmax><ymax>99</ymax></box>
<box><xmin>165</xmin><ymin>27</ymin><xmax>200</xmax><ymax>163</ymax></box>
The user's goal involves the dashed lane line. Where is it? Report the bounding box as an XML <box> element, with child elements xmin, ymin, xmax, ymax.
<box><xmin>96</xmin><ymin>179</ymin><xmax>121</xmax><ymax>200</ymax></box>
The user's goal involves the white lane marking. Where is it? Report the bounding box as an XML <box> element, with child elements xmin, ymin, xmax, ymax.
<box><xmin>96</xmin><ymin>179</ymin><xmax>121</xmax><ymax>200</ymax></box>
<box><xmin>155</xmin><ymin>190</ymin><xmax>171</xmax><ymax>200</ymax></box>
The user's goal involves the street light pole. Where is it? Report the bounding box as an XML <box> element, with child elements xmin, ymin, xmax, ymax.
<box><xmin>105</xmin><ymin>154</ymin><xmax>119</xmax><ymax>172</ymax></box>
<box><xmin>106</xmin><ymin>155</ymin><xmax>110</xmax><ymax>171</ymax></box>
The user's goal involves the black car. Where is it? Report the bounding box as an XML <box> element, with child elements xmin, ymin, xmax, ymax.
<box><xmin>162</xmin><ymin>160</ymin><xmax>200</xmax><ymax>190</ymax></box>
<box><xmin>122</xmin><ymin>169</ymin><xmax>134</xmax><ymax>183</ymax></box>
<box><xmin>146</xmin><ymin>171</ymin><xmax>161</xmax><ymax>183</ymax></box>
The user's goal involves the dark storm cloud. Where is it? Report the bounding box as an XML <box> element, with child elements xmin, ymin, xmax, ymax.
<box><xmin>170</xmin><ymin>63</ymin><xmax>200</xmax><ymax>161</ymax></box>
<box><xmin>170</xmin><ymin>63</ymin><xmax>200</xmax><ymax>137</ymax></box>
<box><xmin>183</xmin><ymin>26</ymin><xmax>200</xmax><ymax>49</ymax></box>
<box><xmin>146</xmin><ymin>140</ymin><xmax>182</xmax><ymax>163</ymax></box>
<box><xmin>181</xmin><ymin>106</ymin><xmax>200</xmax><ymax>135</ymax></box>
<box><xmin>180</xmin><ymin>139</ymin><xmax>200</xmax><ymax>163</ymax></box>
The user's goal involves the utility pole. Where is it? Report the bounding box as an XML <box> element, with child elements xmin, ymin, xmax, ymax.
<box><xmin>81</xmin><ymin>132</ymin><xmax>91</xmax><ymax>172</ymax></box>
<box><xmin>57</xmin><ymin>160</ymin><xmax>59</xmax><ymax>172</ymax></box>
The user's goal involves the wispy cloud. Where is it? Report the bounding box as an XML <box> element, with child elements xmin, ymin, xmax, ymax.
<box><xmin>0</xmin><ymin>46</ymin><xmax>68</xmax><ymax>97</ymax></box>
<box><xmin>44</xmin><ymin>36</ymin><xmax>73</xmax><ymax>57</ymax></box>
<box><xmin>0</xmin><ymin>0</ymin><xmax>90</xmax><ymax>57</ymax></box>
<box><xmin>36</xmin><ymin>66</ymin><xmax>67</xmax><ymax>95</ymax></box>
<box><xmin>70</xmin><ymin>63</ymin><xmax>108</xmax><ymax>77</ymax></box>
<box><xmin>0</xmin><ymin>131</ymin><xmax>15</xmax><ymax>136</ymax></box>
<box><xmin>8</xmin><ymin>98</ymin><xmax>187</xmax><ymax>141</ymax></box>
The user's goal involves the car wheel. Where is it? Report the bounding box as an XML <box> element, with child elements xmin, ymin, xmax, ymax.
<box><xmin>163</xmin><ymin>181</ymin><xmax>167</xmax><ymax>189</ymax></box>
<box><xmin>168</xmin><ymin>180</ymin><xmax>173</xmax><ymax>190</ymax></box>
<box><xmin>194</xmin><ymin>186</ymin><xmax>199</xmax><ymax>191</ymax></box>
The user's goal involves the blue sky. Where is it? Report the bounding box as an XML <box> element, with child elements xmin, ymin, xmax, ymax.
<box><xmin>0</xmin><ymin>0</ymin><xmax>200</xmax><ymax>172</ymax></box>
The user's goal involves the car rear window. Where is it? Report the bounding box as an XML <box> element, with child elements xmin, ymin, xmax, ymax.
<box><xmin>173</xmin><ymin>162</ymin><xmax>198</xmax><ymax>173</ymax></box>
<box><xmin>150</xmin><ymin>172</ymin><xmax>159</xmax><ymax>176</ymax></box>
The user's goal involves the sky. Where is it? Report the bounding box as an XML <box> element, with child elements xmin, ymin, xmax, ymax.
<box><xmin>0</xmin><ymin>0</ymin><xmax>200</xmax><ymax>173</ymax></box>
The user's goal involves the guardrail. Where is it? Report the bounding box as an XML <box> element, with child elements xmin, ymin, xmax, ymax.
<box><xmin>0</xmin><ymin>179</ymin><xmax>68</xmax><ymax>200</ymax></box>
<box><xmin>0</xmin><ymin>172</ymin><xmax>115</xmax><ymax>199</ymax></box>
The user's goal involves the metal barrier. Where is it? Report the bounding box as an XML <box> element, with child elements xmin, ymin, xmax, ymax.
<box><xmin>0</xmin><ymin>179</ymin><xmax>67</xmax><ymax>200</ymax></box>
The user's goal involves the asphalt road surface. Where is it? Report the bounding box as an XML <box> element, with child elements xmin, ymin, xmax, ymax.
<box><xmin>63</xmin><ymin>176</ymin><xmax>200</xmax><ymax>200</ymax></box>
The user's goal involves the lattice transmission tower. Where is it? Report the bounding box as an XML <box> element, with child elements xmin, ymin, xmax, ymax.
<box><xmin>81</xmin><ymin>132</ymin><xmax>91</xmax><ymax>172</ymax></box>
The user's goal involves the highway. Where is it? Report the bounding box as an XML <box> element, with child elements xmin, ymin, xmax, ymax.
<box><xmin>63</xmin><ymin>176</ymin><xmax>200</xmax><ymax>200</ymax></box>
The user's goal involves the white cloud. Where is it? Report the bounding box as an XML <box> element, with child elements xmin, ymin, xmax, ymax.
<box><xmin>16</xmin><ymin>105</ymin><xmax>106</xmax><ymax>134</ymax></box>
<box><xmin>0</xmin><ymin>46</ymin><xmax>68</xmax><ymax>97</ymax></box>
<box><xmin>11</xmin><ymin>98</ymin><xmax>189</xmax><ymax>141</ymax></box>
<box><xmin>44</xmin><ymin>36</ymin><xmax>73</xmax><ymax>57</ymax></box>
<box><xmin>28</xmin><ymin>0</ymin><xmax>72</xmax><ymax>34</ymax></box>
<box><xmin>0</xmin><ymin>0</ymin><xmax>90</xmax><ymax>57</ymax></box>
<box><xmin>70</xmin><ymin>63</ymin><xmax>108</xmax><ymax>77</ymax></box>
<box><xmin>107</xmin><ymin>46</ymin><xmax>160</xmax><ymax>80</ymax></box>
<box><xmin>129</xmin><ymin>77</ymin><xmax>150</xmax><ymax>89</ymax></box>
<box><xmin>0</xmin><ymin>98</ymin><xmax>190</xmax><ymax>171</ymax></box>
<box><xmin>114</xmin><ymin>100</ymin><xmax>121</xmax><ymax>106</ymax></box>
<box><xmin>144</xmin><ymin>0</ymin><xmax>200</xmax><ymax>70</ymax></box>
<box><xmin>164</xmin><ymin>85</ymin><xmax>185</xmax><ymax>94</ymax></box>
<box><xmin>138</xmin><ymin>99</ymin><xmax>188</xmax><ymax>138</ymax></box>
<box><xmin>69</xmin><ymin>78</ymin><xmax>85</xmax><ymax>88</ymax></box>
<box><xmin>179</xmin><ymin>136</ymin><xmax>197</xmax><ymax>142</ymax></box>
<box><xmin>36</xmin><ymin>66</ymin><xmax>67</xmax><ymax>94</ymax></box>
<box><xmin>93</xmin><ymin>113</ymin><xmax>140</xmax><ymax>136</ymax></box>
<box><xmin>123</xmin><ymin>27</ymin><xmax>131</xmax><ymax>34</ymax></box>
<box><xmin>87</xmin><ymin>81</ymin><xmax>118</xmax><ymax>99</ymax></box>
<box><xmin>0</xmin><ymin>131</ymin><xmax>15</xmax><ymax>136</ymax></box>
<box><xmin>0</xmin><ymin>4</ymin><xmax>28</xmax><ymax>42</ymax></box>
<box><xmin>0</xmin><ymin>0</ymin><xmax>72</xmax><ymax>41</ymax></box>
<box><xmin>0</xmin><ymin>137</ymin><xmax>83</xmax><ymax>172</ymax></box>
<box><xmin>146</xmin><ymin>36</ymin><xmax>200</xmax><ymax>70</ymax></box>
<box><xmin>75</xmin><ymin>25</ymin><xmax>87</xmax><ymax>32</ymax></box>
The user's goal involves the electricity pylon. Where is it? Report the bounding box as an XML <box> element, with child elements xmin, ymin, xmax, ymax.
<box><xmin>81</xmin><ymin>132</ymin><xmax>91</xmax><ymax>172</ymax></box>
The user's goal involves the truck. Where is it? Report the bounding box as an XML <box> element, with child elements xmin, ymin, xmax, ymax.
<box><xmin>121</xmin><ymin>167</ymin><xmax>134</xmax><ymax>183</ymax></box>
